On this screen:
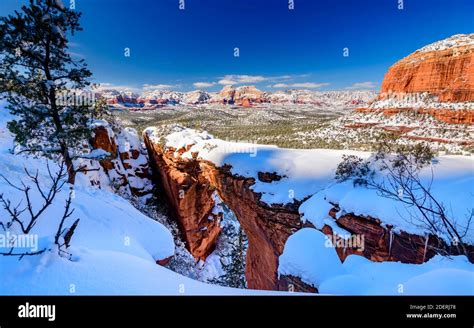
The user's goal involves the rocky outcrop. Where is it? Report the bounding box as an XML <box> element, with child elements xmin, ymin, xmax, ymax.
<box><xmin>102</xmin><ymin>91</ymin><xmax>140</xmax><ymax>105</ymax></box>
<box><xmin>214</xmin><ymin>85</ymin><xmax>266</xmax><ymax>106</ymax></box>
<box><xmin>277</xmin><ymin>274</ymin><xmax>318</xmax><ymax>293</ymax></box>
<box><xmin>233</xmin><ymin>86</ymin><xmax>266</xmax><ymax>105</ymax></box>
<box><xmin>379</xmin><ymin>34</ymin><xmax>474</xmax><ymax>102</ymax></box>
<box><xmin>183</xmin><ymin>90</ymin><xmax>210</xmax><ymax>104</ymax></box>
<box><xmin>322</xmin><ymin>210</ymin><xmax>440</xmax><ymax>264</ymax></box>
<box><xmin>420</xmin><ymin>108</ymin><xmax>474</xmax><ymax>124</ymax></box>
<box><xmin>80</xmin><ymin>123</ymin><xmax>153</xmax><ymax>200</ymax></box>
<box><xmin>218</xmin><ymin>85</ymin><xmax>236</xmax><ymax>104</ymax></box>
<box><xmin>143</xmin><ymin>142</ymin><xmax>222</xmax><ymax>259</ymax></box>
<box><xmin>355</xmin><ymin>34</ymin><xmax>474</xmax><ymax>125</ymax></box>
<box><xmin>91</xmin><ymin>126</ymin><xmax>118</xmax><ymax>159</ymax></box>
<box><xmin>199</xmin><ymin>163</ymin><xmax>303</xmax><ymax>290</ymax></box>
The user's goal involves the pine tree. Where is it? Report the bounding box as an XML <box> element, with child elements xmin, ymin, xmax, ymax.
<box><xmin>209</xmin><ymin>226</ymin><xmax>247</xmax><ymax>289</ymax></box>
<box><xmin>0</xmin><ymin>0</ymin><xmax>99</xmax><ymax>183</ymax></box>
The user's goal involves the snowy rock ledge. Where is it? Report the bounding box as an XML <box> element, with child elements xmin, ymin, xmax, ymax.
<box><xmin>278</xmin><ymin>228</ymin><xmax>474</xmax><ymax>295</ymax></box>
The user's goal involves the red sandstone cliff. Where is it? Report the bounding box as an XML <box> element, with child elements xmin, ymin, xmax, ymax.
<box><xmin>380</xmin><ymin>34</ymin><xmax>474</xmax><ymax>102</ymax></box>
<box><xmin>364</xmin><ymin>34</ymin><xmax>474</xmax><ymax>125</ymax></box>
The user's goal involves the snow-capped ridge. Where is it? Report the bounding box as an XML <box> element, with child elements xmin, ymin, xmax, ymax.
<box><xmin>418</xmin><ymin>33</ymin><xmax>474</xmax><ymax>53</ymax></box>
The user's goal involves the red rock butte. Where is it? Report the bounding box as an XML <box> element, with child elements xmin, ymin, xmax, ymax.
<box><xmin>363</xmin><ymin>34</ymin><xmax>474</xmax><ymax>124</ymax></box>
<box><xmin>380</xmin><ymin>34</ymin><xmax>474</xmax><ymax>102</ymax></box>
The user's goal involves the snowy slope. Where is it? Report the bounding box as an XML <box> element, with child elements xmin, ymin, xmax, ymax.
<box><xmin>299</xmin><ymin>155</ymin><xmax>474</xmax><ymax>244</ymax></box>
<box><xmin>0</xmin><ymin>101</ymin><xmax>283</xmax><ymax>295</ymax></box>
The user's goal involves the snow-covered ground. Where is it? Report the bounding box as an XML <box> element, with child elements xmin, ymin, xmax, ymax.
<box><xmin>369</xmin><ymin>92</ymin><xmax>474</xmax><ymax>110</ymax></box>
<box><xmin>302</xmin><ymin>110</ymin><xmax>474</xmax><ymax>154</ymax></box>
<box><xmin>147</xmin><ymin>125</ymin><xmax>368</xmax><ymax>204</ymax></box>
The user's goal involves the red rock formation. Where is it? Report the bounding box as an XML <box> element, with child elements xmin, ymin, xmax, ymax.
<box><xmin>144</xmin><ymin>142</ymin><xmax>222</xmax><ymax>260</ymax></box>
<box><xmin>380</xmin><ymin>37</ymin><xmax>474</xmax><ymax>102</ymax></box>
<box><xmin>200</xmin><ymin>163</ymin><xmax>302</xmax><ymax>290</ymax></box>
<box><xmin>419</xmin><ymin>108</ymin><xmax>474</xmax><ymax>124</ymax></box>
<box><xmin>88</xmin><ymin>126</ymin><xmax>153</xmax><ymax>198</ymax></box>
<box><xmin>357</xmin><ymin>35</ymin><xmax>474</xmax><ymax>124</ymax></box>
<box><xmin>219</xmin><ymin>85</ymin><xmax>236</xmax><ymax>104</ymax></box>
<box><xmin>216</xmin><ymin>85</ymin><xmax>266</xmax><ymax>106</ymax></box>
<box><xmin>277</xmin><ymin>275</ymin><xmax>318</xmax><ymax>293</ymax></box>
<box><xmin>240</xmin><ymin>98</ymin><xmax>252</xmax><ymax>108</ymax></box>
<box><xmin>233</xmin><ymin>86</ymin><xmax>266</xmax><ymax>105</ymax></box>
<box><xmin>322</xmin><ymin>211</ymin><xmax>439</xmax><ymax>264</ymax></box>
<box><xmin>156</xmin><ymin>256</ymin><xmax>172</xmax><ymax>266</ymax></box>
<box><xmin>90</xmin><ymin>126</ymin><xmax>117</xmax><ymax>157</ymax></box>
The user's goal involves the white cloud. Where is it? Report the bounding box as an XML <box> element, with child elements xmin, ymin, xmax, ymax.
<box><xmin>236</xmin><ymin>75</ymin><xmax>266</xmax><ymax>83</ymax></box>
<box><xmin>276</xmin><ymin>75</ymin><xmax>292</xmax><ymax>80</ymax></box>
<box><xmin>95</xmin><ymin>83</ymin><xmax>139</xmax><ymax>93</ymax></box>
<box><xmin>218</xmin><ymin>79</ymin><xmax>238</xmax><ymax>85</ymax></box>
<box><xmin>143</xmin><ymin>84</ymin><xmax>175</xmax><ymax>91</ymax></box>
<box><xmin>218</xmin><ymin>75</ymin><xmax>267</xmax><ymax>85</ymax></box>
<box><xmin>215</xmin><ymin>74</ymin><xmax>313</xmax><ymax>86</ymax></box>
<box><xmin>272</xmin><ymin>83</ymin><xmax>289</xmax><ymax>88</ymax></box>
<box><xmin>292</xmin><ymin>82</ymin><xmax>329</xmax><ymax>88</ymax></box>
<box><xmin>271</xmin><ymin>82</ymin><xmax>329</xmax><ymax>89</ymax></box>
<box><xmin>345</xmin><ymin>81</ymin><xmax>377</xmax><ymax>90</ymax></box>
<box><xmin>193</xmin><ymin>82</ymin><xmax>216</xmax><ymax>88</ymax></box>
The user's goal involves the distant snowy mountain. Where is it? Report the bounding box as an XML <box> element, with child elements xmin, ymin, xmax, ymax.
<box><xmin>97</xmin><ymin>86</ymin><xmax>377</xmax><ymax>109</ymax></box>
<box><xmin>266</xmin><ymin>89</ymin><xmax>376</xmax><ymax>108</ymax></box>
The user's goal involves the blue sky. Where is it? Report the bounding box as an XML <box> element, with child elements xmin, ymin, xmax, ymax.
<box><xmin>1</xmin><ymin>0</ymin><xmax>473</xmax><ymax>92</ymax></box>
